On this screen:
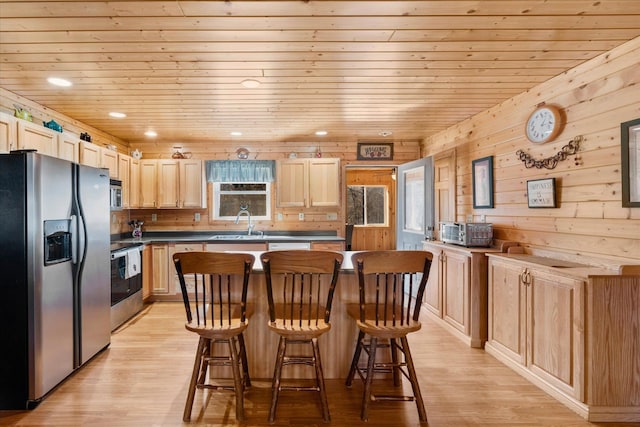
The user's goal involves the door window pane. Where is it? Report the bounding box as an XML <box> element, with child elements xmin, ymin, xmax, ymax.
<box><xmin>347</xmin><ymin>185</ymin><xmax>387</xmax><ymax>226</ymax></box>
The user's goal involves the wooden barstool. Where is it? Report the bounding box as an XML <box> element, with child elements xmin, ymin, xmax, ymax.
<box><xmin>345</xmin><ymin>250</ymin><xmax>433</xmax><ymax>423</ymax></box>
<box><xmin>173</xmin><ymin>251</ymin><xmax>254</xmax><ymax>422</ymax></box>
<box><xmin>261</xmin><ymin>250</ymin><xmax>343</xmax><ymax>424</ymax></box>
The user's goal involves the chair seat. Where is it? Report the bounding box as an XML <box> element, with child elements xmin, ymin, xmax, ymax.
<box><xmin>186</xmin><ymin>319</ymin><xmax>248</xmax><ymax>338</ymax></box>
<box><xmin>346</xmin><ymin>303</ymin><xmax>422</xmax><ymax>339</ymax></box>
<box><xmin>268</xmin><ymin>319</ymin><xmax>331</xmax><ymax>339</ymax></box>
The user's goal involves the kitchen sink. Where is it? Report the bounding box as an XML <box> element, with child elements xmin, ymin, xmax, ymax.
<box><xmin>208</xmin><ymin>234</ymin><xmax>265</xmax><ymax>240</ymax></box>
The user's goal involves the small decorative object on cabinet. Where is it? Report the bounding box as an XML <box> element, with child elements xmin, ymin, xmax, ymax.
<box><xmin>472</xmin><ymin>155</ymin><xmax>494</xmax><ymax>209</ymax></box>
<box><xmin>621</xmin><ymin>117</ymin><xmax>640</xmax><ymax>207</ymax></box>
<box><xmin>356</xmin><ymin>142</ymin><xmax>393</xmax><ymax>160</ymax></box>
<box><xmin>525</xmin><ymin>104</ymin><xmax>562</xmax><ymax>143</ymax></box>
<box><xmin>527</xmin><ymin>178</ymin><xmax>556</xmax><ymax>208</ymax></box>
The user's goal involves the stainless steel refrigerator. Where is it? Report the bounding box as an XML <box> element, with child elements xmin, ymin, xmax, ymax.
<box><xmin>0</xmin><ymin>151</ymin><xmax>111</xmax><ymax>409</ymax></box>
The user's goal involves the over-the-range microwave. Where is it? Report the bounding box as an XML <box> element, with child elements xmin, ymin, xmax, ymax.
<box><xmin>439</xmin><ymin>222</ymin><xmax>493</xmax><ymax>247</ymax></box>
<box><xmin>110</xmin><ymin>179</ymin><xmax>122</xmax><ymax>211</ymax></box>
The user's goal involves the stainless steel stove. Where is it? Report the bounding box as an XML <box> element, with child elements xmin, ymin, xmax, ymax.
<box><xmin>110</xmin><ymin>243</ymin><xmax>144</xmax><ymax>331</ymax></box>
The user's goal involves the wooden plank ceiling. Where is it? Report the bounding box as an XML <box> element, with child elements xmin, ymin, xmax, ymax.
<box><xmin>1</xmin><ymin>1</ymin><xmax>640</xmax><ymax>145</ymax></box>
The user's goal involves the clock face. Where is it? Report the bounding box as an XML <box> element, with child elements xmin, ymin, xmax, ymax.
<box><xmin>526</xmin><ymin>106</ymin><xmax>561</xmax><ymax>143</ymax></box>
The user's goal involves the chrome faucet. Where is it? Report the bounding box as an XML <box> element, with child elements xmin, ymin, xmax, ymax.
<box><xmin>234</xmin><ymin>206</ymin><xmax>254</xmax><ymax>235</ymax></box>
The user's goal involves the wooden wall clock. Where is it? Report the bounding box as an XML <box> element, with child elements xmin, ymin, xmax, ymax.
<box><xmin>525</xmin><ymin>104</ymin><xmax>562</xmax><ymax>144</ymax></box>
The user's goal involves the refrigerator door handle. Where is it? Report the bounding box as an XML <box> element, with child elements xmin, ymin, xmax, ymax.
<box><xmin>70</xmin><ymin>214</ymin><xmax>78</xmax><ymax>264</ymax></box>
<box><xmin>76</xmin><ymin>213</ymin><xmax>87</xmax><ymax>266</ymax></box>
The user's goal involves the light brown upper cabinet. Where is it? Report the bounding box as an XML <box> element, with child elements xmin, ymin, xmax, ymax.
<box><xmin>140</xmin><ymin>159</ymin><xmax>205</xmax><ymax>209</ymax></box>
<box><xmin>57</xmin><ymin>132</ymin><xmax>79</xmax><ymax>163</ymax></box>
<box><xmin>0</xmin><ymin>112</ymin><xmax>18</xmax><ymax>153</ymax></box>
<box><xmin>129</xmin><ymin>158</ymin><xmax>140</xmax><ymax>208</ymax></box>
<box><xmin>117</xmin><ymin>154</ymin><xmax>131</xmax><ymax>208</ymax></box>
<box><xmin>17</xmin><ymin>120</ymin><xmax>57</xmax><ymax>157</ymax></box>
<box><xmin>276</xmin><ymin>158</ymin><xmax>340</xmax><ymax>208</ymax></box>
<box><xmin>79</xmin><ymin>140</ymin><xmax>118</xmax><ymax>178</ymax></box>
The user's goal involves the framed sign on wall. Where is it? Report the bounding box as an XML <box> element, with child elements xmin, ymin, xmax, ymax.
<box><xmin>527</xmin><ymin>178</ymin><xmax>557</xmax><ymax>208</ymax></box>
<box><xmin>472</xmin><ymin>156</ymin><xmax>494</xmax><ymax>209</ymax></box>
<box><xmin>357</xmin><ymin>142</ymin><xmax>394</xmax><ymax>160</ymax></box>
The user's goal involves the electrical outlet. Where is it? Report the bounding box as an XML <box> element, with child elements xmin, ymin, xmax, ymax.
<box><xmin>194</xmin><ymin>212</ymin><xmax>201</xmax><ymax>222</ymax></box>
<box><xmin>111</xmin><ymin>214</ymin><xmax>117</xmax><ymax>224</ymax></box>
<box><xmin>298</xmin><ymin>212</ymin><xmax>304</xmax><ymax>221</ymax></box>
<box><xmin>466</xmin><ymin>214</ymin><xmax>473</xmax><ymax>223</ymax></box>
<box><xmin>326</xmin><ymin>212</ymin><xmax>338</xmax><ymax>220</ymax></box>
<box><xmin>151</xmin><ymin>213</ymin><xmax>157</xmax><ymax>222</ymax></box>
<box><xmin>480</xmin><ymin>214</ymin><xmax>486</xmax><ymax>223</ymax></box>
<box><xmin>277</xmin><ymin>212</ymin><xmax>283</xmax><ymax>221</ymax></box>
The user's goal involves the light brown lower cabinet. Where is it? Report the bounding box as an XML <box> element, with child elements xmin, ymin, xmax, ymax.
<box><xmin>422</xmin><ymin>241</ymin><xmax>514</xmax><ymax>348</ymax></box>
<box><xmin>141</xmin><ymin>245</ymin><xmax>152</xmax><ymax>301</ymax></box>
<box><xmin>485</xmin><ymin>254</ymin><xmax>640</xmax><ymax>422</ymax></box>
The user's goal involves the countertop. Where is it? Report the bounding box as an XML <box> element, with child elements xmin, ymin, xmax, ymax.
<box><xmin>113</xmin><ymin>230</ymin><xmax>344</xmax><ymax>245</ymax></box>
<box><xmin>486</xmin><ymin>252</ymin><xmax>618</xmax><ymax>279</ymax></box>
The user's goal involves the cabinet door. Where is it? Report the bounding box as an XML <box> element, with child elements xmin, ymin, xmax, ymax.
<box><xmin>276</xmin><ymin>159</ymin><xmax>307</xmax><ymax>207</ymax></box>
<box><xmin>423</xmin><ymin>247</ymin><xmax>442</xmax><ymax>317</ymax></box>
<box><xmin>101</xmin><ymin>149</ymin><xmax>118</xmax><ymax>178</ymax></box>
<box><xmin>57</xmin><ymin>132</ymin><xmax>79</xmax><ymax>162</ymax></box>
<box><xmin>151</xmin><ymin>244</ymin><xmax>169</xmax><ymax>294</ymax></box>
<box><xmin>17</xmin><ymin>121</ymin><xmax>57</xmax><ymax>156</ymax></box>
<box><xmin>157</xmin><ymin>160</ymin><xmax>180</xmax><ymax>208</ymax></box>
<box><xmin>141</xmin><ymin>245</ymin><xmax>152</xmax><ymax>300</ymax></box>
<box><xmin>139</xmin><ymin>160</ymin><xmax>158</xmax><ymax>208</ymax></box>
<box><xmin>527</xmin><ymin>270</ymin><xmax>584</xmax><ymax>399</ymax></box>
<box><xmin>442</xmin><ymin>250</ymin><xmax>470</xmax><ymax>335</ymax></box>
<box><xmin>308</xmin><ymin>158</ymin><xmax>340</xmax><ymax>207</ymax></box>
<box><xmin>0</xmin><ymin>113</ymin><xmax>17</xmax><ymax>152</ymax></box>
<box><xmin>118</xmin><ymin>154</ymin><xmax>131</xmax><ymax>208</ymax></box>
<box><xmin>79</xmin><ymin>141</ymin><xmax>101</xmax><ymax>168</ymax></box>
<box><xmin>488</xmin><ymin>259</ymin><xmax>526</xmax><ymax>365</ymax></box>
<box><xmin>169</xmin><ymin>243</ymin><xmax>204</xmax><ymax>294</ymax></box>
<box><xmin>179</xmin><ymin>159</ymin><xmax>204</xmax><ymax>208</ymax></box>
<box><xmin>129</xmin><ymin>158</ymin><xmax>140</xmax><ymax>208</ymax></box>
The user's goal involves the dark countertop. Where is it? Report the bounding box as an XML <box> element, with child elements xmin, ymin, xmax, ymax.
<box><xmin>112</xmin><ymin>230</ymin><xmax>344</xmax><ymax>245</ymax></box>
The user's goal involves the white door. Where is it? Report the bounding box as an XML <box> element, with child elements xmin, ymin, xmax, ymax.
<box><xmin>396</xmin><ymin>157</ymin><xmax>434</xmax><ymax>250</ymax></box>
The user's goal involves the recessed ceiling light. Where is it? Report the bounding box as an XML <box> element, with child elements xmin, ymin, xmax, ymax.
<box><xmin>230</xmin><ymin>131</ymin><xmax>243</xmax><ymax>136</ymax></box>
<box><xmin>378</xmin><ymin>130</ymin><xmax>393</xmax><ymax>137</ymax></box>
<box><xmin>241</xmin><ymin>79</ymin><xmax>261</xmax><ymax>88</ymax></box>
<box><xmin>47</xmin><ymin>77</ymin><xmax>72</xmax><ymax>87</ymax></box>
<box><xmin>315</xmin><ymin>130</ymin><xmax>328</xmax><ymax>136</ymax></box>
<box><xmin>144</xmin><ymin>130</ymin><xmax>157</xmax><ymax>138</ymax></box>
<box><xmin>109</xmin><ymin>112</ymin><xmax>127</xmax><ymax>118</ymax></box>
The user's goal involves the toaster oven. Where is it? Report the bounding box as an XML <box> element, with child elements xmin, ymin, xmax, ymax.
<box><xmin>439</xmin><ymin>222</ymin><xmax>493</xmax><ymax>247</ymax></box>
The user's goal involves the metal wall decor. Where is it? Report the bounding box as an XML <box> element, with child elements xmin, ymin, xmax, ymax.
<box><xmin>516</xmin><ymin>135</ymin><xmax>582</xmax><ymax>169</ymax></box>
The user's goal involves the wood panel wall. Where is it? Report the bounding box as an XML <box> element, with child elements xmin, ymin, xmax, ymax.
<box><xmin>421</xmin><ymin>37</ymin><xmax>640</xmax><ymax>264</ymax></box>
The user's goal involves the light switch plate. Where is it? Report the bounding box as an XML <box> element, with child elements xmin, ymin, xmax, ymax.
<box><xmin>298</xmin><ymin>212</ymin><xmax>304</xmax><ymax>221</ymax></box>
<box><xmin>151</xmin><ymin>213</ymin><xmax>157</xmax><ymax>222</ymax></box>
<box><xmin>277</xmin><ymin>212</ymin><xmax>283</xmax><ymax>221</ymax></box>
<box><xmin>326</xmin><ymin>212</ymin><xmax>338</xmax><ymax>220</ymax></box>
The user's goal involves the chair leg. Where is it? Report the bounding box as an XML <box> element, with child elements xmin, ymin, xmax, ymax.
<box><xmin>401</xmin><ymin>336</ymin><xmax>427</xmax><ymax>423</ymax></box>
<box><xmin>346</xmin><ymin>330</ymin><xmax>365</xmax><ymax>386</ymax></box>
<box><xmin>183</xmin><ymin>337</ymin><xmax>209</xmax><ymax>422</ymax></box>
<box><xmin>361</xmin><ymin>336</ymin><xmax>377</xmax><ymax>422</ymax></box>
<box><xmin>311</xmin><ymin>337</ymin><xmax>330</xmax><ymax>422</ymax></box>
<box><xmin>228</xmin><ymin>336</ymin><xmax>245</xmax><ymax>421</ymax></box>
<box><xmin>269</xmin><ymin>336</ymin><xmax>287</xmax><ymax>424</ymax></box>
<box><xmin>238</xmin><ymin>332</ymin><xmax>251</xmax><ymax>387</ymax></box>
<box><xmin>390</xmin><ymin>338</ymin><xmax>401</xmax><ymax>386</ymax></box>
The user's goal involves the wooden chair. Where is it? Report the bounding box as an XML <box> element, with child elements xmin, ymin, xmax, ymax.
<box><xmin>261</xmin><ymin>250</ymin><xmax>344</xmax><ymax>424</ymax></box>
<box><xmin>345</xmin><ymin>250</ymin><xmax>433</xmax><ymax>423</ymax></box>
<box><xmin>172</xmin><ymin>251</ymin><xmax>254</xmax><ymax>422</ymax></box>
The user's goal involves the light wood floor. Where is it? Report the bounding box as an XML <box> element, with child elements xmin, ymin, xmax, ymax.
<box><xmin>1</xmin><ymin>302</ymin><xmax>636</xmax><ymax>427</ymax></box>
